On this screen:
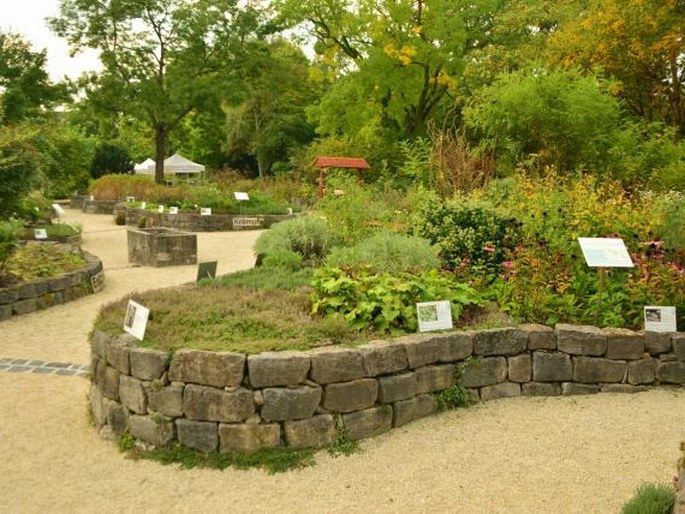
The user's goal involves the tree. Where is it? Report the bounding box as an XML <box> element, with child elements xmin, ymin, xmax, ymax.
<box><xmin>0</xmin><ymin>31</ymin><xmax>65</xmax><ymax>123</ymax></box>
<box><xmin>50</xmin><ymin>0</ymin><xmax>265</xmax><ymax>184</ymax></box>
<box><xmin>91</xmin><ymin>141</ymin><xmax>133</xmax><ymax>179</ymax></box>
<box><xmin>0</xmin><ymin>123</ymin><xmax>39</xmax><ymax>218</ymax></box>
<box><xmin>548</xmin><ymin>0</ymin><xmax>685</xmax><ymax>139</ymax></box>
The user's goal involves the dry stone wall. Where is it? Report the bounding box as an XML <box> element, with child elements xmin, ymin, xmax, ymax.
<box><xmin>115</xmin><ymin>205</ymin><xmax>294</xmax><ymax>232</ymax></box>
<box><xmin>90</xmin><ymin>324</ymin><xmax>685</xmax><ymax>452</ymax></box>
<box><xmin>0</xmin><ymin>251</ymin><xmax>103</xmax><ymax>321</ymax></box>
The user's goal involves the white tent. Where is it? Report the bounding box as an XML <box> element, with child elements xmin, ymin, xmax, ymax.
<box><xmin>134</xmin><ymin>158</ymin><xmax>155</xmax><ymax>175</ymax></box>
<box><xmin>148</xmin><ymin>153</ymin><xmax>205</xmax><ymax>175</ymax></box>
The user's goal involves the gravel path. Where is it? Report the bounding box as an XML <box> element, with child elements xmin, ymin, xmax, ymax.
<box><xmin>0</xmin><ymin>210</ymin><xmax>682</xmax><ymax>513</ymax></box>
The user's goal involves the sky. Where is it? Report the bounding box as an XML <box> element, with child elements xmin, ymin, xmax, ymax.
<box><xmin>1</xmin><ymin>0</ymin><xmax>102</xmax><ymax>81</ymax></box>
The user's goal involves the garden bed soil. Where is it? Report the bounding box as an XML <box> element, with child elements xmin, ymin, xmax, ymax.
<box><xmin>0</xmin><ymin>210</ymin><xmax>682</xmax><ymax>513</ymax></box>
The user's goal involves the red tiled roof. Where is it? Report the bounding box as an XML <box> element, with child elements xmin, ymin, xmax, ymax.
<box><xmin>313</xmin><ymin>156</ymin><xmax>371</xmax><ymax>169</ymax></box>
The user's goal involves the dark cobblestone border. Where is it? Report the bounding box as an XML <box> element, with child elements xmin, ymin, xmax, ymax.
<box><xmin>0</xmin><ymin>357</ymin><xmax>89</xmax><ymax>377</ymax></box>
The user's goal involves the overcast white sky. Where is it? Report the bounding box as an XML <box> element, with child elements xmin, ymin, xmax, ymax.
<box><xmin>1</xmin><ymin>0</ymin><xmax>101</xmax><ymax>81</ymax></box>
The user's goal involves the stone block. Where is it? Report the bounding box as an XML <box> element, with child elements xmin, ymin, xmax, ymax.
<box><xmin>129</xmin><ymin>415</ymin><xmax>175</xmax><ymax>447</ymax></box>
<box><xmin>12</xmin><ymin>298</ymin><xmax>36</xmax><ymax>315</ymax></box>
<box><xmin>0</xmin><ymin>288</ymin><xmax>19</xmax><ymax>304</ymax></box>
<box><xmin>438</xmin><ymin>332</ymin><xmax>474</xmax><ymax>363</ymax></box>
<box><xmin>343</xmin><ymin>406</ymin><xmax>393</xmax><ymax>441</ymax></box>
<box><xmin>604</xmin><ymin>328</ymin><xmax>644</xmax><ymax>360</ymax></box>
<box><xmin>573</xmin><ymin>357</ymin><xmax>626</xmax><ymax>383</ymax></box>
<box><xmin>18</xmin><ymin>282</ymin><xmax>39</xmax><ymax>299</ymax></box>
<box><xmin>119</xmin><ymin>375</ymin><xmax>148</xmax><ymax>414</ymax></box>
<box><xmin>415</xmin><ymin>364</ymin><xmax>455</xmax><ymax>394</ymax></box>
<box><xmin>508</xmin><ymin>354</ymin><xmax>531</xmax><ymax>383</ymax></box>
<box><xmin>127</xmin><ymin>227</ymin><xmax>197</xmax><ymax>266</ymax></box>
<box><xmin>645</xmin><ymin>332</ymin><xmax>672</xmax><ymax>355</ymax></box>
<box><xmin>532</xmin><ymin>352</ymin><xmax>572</xmax><ymax>382</ymax></box>
<box><xmin>107</xmin><ymin>402</ymin><xmax>130</xmax><ymax>436</ymax></box>
<box><xmin>248</xmin><ymin>351</ymin><xmax>310</xmax><ymax>387</ymax></box>
<box><xmin>91</xmin><ymin>331</ymin><xmax>113</xmax><ymax>358</ymax></box>
<box><xmin>148</xmin><ymin>385</ymin><xmax>184</xmax><ymax>417</ymax></box>
<box><xmin>106</xmin><ymin>341</ymin><xmax>130</xmax><ymax>375</ymax></box>
<box><xmin>600</xmin><ymin>384</ymin><xmax>648</xmax><ymax>394</ymax></box>
<box><xmin>378</xmin><ymin>372</ymin><xmax>418</xmax><ymax>403</ymax></box>
<box><xmin>480</xmin><ymin>382</ymin><xmax>521</xmax><ymax>401</ymax></box>
<box><xmin>219</xmin><ymin>423</ymin><xmax>281</xmax><ymax>452</ymax></box>
<box><xmin>168</xmin><ymin>350</ymin><xmax>245</xmax><ymax>388</ymax></box>
<box><xmin>561</xmin><ymin>383</ymin><xmax>600</xmax><ymax>396</ymax></box>
<box><xmin>47</xmin><ymin>276</ymin><xmax>70</xmax><ymax>293</ymax></box>
<box><xmin>461</xmin><ymin>357</ymin><xmax>507</xmax><ymax>388</ymax></box>
<box><xmin>399</xmin><ymin>334</ymin><xmax>443</xmax><ymax>369</ymax></box>
<box><xmin>90</xmin><ymin>385</ymin><xmax>107</xmax><ymax>427</ymax></box>
<box><xmin>522</xmin><ymin>382</ymin><xmax>561</xmax><ymax>396</ymax></box>
<box><xmin>359</xmin><ymin>340</ymin><xmax>407</xmax><ymax>377</ymax></box>
<box><xmin>309</xmin><ymin>348</ymin><xmax>364</xmax><ymax>384</ymax></box>
<box><xmin>323</xmin><ymin>379</ymin><xmax>378</xmax><ymax>413</ymax></box>
<box><xmin>393</xmin><ymin>394</ymin><xmax>438</xmax><ymax>427</ymax></box>
<box><xmin>473</xmin><ymin>328</ymin><xmax>527</xmax><ymax>356</ymax></box>
<box><xmin>0</xmin><ymin>304</ymin><xmax>11</xmax><ymax>321</ymax></box>
<box><xmin>129</xmin><ymin>347</ymin><xmax>169</xmax><ymax>381</ymax></box>
<box><xmin>261</xmin><ymin>385</ymin><xmax>322</xmax><ymax>421</ymax></box>
<box><xmin>521</xmin><ymin>324</ymin><xmax>556</xmax><ymax>350</ymax></box>
<box><xmin>183</xmin><ymin>384</ymin><xmax>255</xmax><ymax>422</ymax></box>
<box><xmin>102</xmin><ymin>366</ymin><xmax>120</xmax><ymax>401</ymax></box>
<box><xmin>657</xmin><ymin>361</ymin><xmax>685</xmax><ymax>384</ymax></box>
<box><xmin>628</xmin><ymin>358</ymin><xmax>656</xmax><ymax>385</ymax></box>
<box><xmin>673</xmin><ymin>334</ymin><xmax>685</xmax><ymax>361</ymax></box>
<box><xmin>176</xmin><ymin>419</ymin><xmax>218</xmax><ymax>452</ymax></box>
<box><xmin>284</xmin><ymin>415</ymin><xmax>336</xmax><ymax>449</ymax></box>
<box><xmin>556</xmin><ymin>324</ymin><xmax>607</xmax><ymax>356</ymax></box>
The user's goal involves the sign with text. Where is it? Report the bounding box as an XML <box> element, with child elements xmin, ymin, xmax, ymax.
<box><xmin>644</xmin><ymin>306</ymin><xmax>677</xmax><ymax>333</ymax></box>
<box><xmin>416</xmin><ymin>301</ymin><xmax>453</xmax><ymax>332</ymax></box>
<box><xmin>232</xmin><ymin>217</ymin><xmax>261</xmax><ymax>229</ymax></box>
<box><xmin>158</xmin><ymin>205</ymin><xmax>164</xmax><ymax>213</ymax></box>
<box><xmin>200</xmin><ymin>207</ymin><xmax>212</xmax><ymax>216</ymax></box>
<box><xmin>196</xmin><ymin>261</ymin><xmax>218</xmax><ymax>282</ymax></box>
<box><xmin>234</xmin><ymin>192</ymin><xmax>249</xmax><ymax>201</ymax></box>
<box><xmin>126</xmin><ymin>196</ymin><xmax>135</xmax><ymax>203</ymax></box>
<box><xmin>123</xmin><ymin>300</ymin><xmax>149</xmax><ymax>341</ymax></box>
<box><xmin>51</xmin><ymin>203</ymin><xmax>65</xmax><ymax>216</ymax></box>
<box><xmin>90</xmin><ymin>270</ymin><xmax>105</xmax><ymax>293</ymax></box>
<box><xmin>34</xmin><ymin>228</ymin><xmax>48</xmax><ymax>240</ymax></box>
<box><xmin>140</xmin><ymin>201</ymin><xmax>147</xmax><ymax>209</ymax></box>
<box><xmin>578</xmin><ymin>237</ymin><xmax>634</xmax><ymax>268</ymax></box>
<box><xmin>169</xmin><ymin>206</ymin><xmax>179</xmax><ymax>215</ymax></box>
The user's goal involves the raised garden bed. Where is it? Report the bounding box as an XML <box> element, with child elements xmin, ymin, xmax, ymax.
<box><xmin>90</xmin><ymin>324</ymin><xmax>685</xmax><ymax>453</ymax></box>
<box><xmin>127</xmin><ymin>227</ymin><xmax>197</xmax><ymax>267</ymax></box>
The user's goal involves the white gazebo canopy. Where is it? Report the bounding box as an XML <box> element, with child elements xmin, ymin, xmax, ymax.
<box><xmin>134</xmin><ymin>158</ymin><xmax>155</xmax><ymax>174</ymax></box>
<box><xmin>149</xmin><ymin>153</ymin><xmax>205</xmax><ymax>175</ymax></box>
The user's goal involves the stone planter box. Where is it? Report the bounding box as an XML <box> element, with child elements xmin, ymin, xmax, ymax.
<box><xmin>0</xmin><ymin>251</ymin><xmax>104</xmax><ymax>322</ymax></box>
<box><xmin>127</xmin><ymin>227</ymin><xmax>197</xmax><ymax>267</ymax></box>
<box><xmin>89</xmin><ymin>324</ymin><xmax>685</xmax><ymax>453</ymax></box>
<box><xmin>117</xmin><ymin>205</ymin><xmax>294</xmax><ymax>232</ymax></box>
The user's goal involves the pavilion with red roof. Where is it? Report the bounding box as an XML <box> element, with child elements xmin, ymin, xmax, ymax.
<box><xmin>312</xmin><ymin>156</ymin><xmax>371</xmax><ymax>198</ymax></box>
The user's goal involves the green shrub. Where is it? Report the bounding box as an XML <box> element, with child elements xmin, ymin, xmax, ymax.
<box><xmin>254</xmin><ymin>216</ymin><xmax>339</xmax><ymax>267</ymax></box>
<box><xmin>312</xmin><ymin>267</ymin><xmax>484</xmax><ymax>334</ymax></box>
<box><xmin>262</xmin><ymin>250</ymin><xmax>303</xmax><ymax>271</ymax></box>
<box><xmin>0</xmin><ymin>220</ymin><xmax>20</xmax><ymax>275</ymax></box>
<box><xmin>411</xmin><ymin>194</ymin><xmax>520</xmax><ymax>275</ymax></box>
<box><xmin>620</xmin><ymin>483</ymin><xmax>676</xmax><ymax>514</ymax></box>
<box><xmin>326</xmin><ymin>231</ymin><xmax>440</xmax><ymax>274</ymax></box>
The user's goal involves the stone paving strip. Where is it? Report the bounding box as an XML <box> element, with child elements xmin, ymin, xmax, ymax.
<box><xmin>0</xmin><ymin>357</ymin><xmax>89</xmax><ymax>377</ymax></box>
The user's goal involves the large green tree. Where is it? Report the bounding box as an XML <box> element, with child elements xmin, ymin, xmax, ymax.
<box><xmin>50</xmin><ymin>0</ymin><xmax>264</xmax><ymax>183</ymax></box>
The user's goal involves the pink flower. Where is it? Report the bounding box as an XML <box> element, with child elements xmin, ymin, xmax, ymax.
<box><xmin>483</xmin><ymin>245</ymin><xmax>495</xmax><ymax>253</ymax></box>
<box><xmin>502</xmin><ymin>261</ymin><xmax>515</xmax><ymax>268</ymax></box>
<box><xmin>459</xmin><ymin>259</ymin><xmax>470</xmax><ymax>268</ymax></box>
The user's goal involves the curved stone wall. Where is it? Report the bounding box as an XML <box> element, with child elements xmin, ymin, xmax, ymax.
<box><xmin>115</xmin><ymin>205</ymin><xmax>294</xmax><ymax>232</ymax></box>
<box><xmin>0</xmin><ymin>251</ymin><xmax>103</xmax><ymax>321</ymax></box>
<box><xmin>90</xmin><ymin>324</ymin><xmax>685</xmax><ymax>452</ymax></box>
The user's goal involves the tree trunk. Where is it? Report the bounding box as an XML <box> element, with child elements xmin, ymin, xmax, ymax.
<box><xmin>154</xmin><ymin>124</ymin><xmax>166</xmax><ymax>185</ymax></box>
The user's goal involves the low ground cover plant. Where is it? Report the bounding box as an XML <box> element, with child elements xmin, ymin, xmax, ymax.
<box><xmin>1</xmin><ymin>242</ymin><xmax>87</xmax><ymax>286</ymax></box>
<box><xmin>620</xmin><ymin>482</ymin><xmax>676</xmax><ymax>514</ymax></box>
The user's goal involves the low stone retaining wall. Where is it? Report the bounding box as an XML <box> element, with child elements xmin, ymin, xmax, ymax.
<box><xmin>114</xmin><ymin>205</ymin><xmax>294</xmax><ymax>232</ymax></box>
<box><xmin>83</xmin><ymin>200</ymin><xmax>118</xmax><ymax>214</ymax></box>
<box><xmin>0</xmin><ymin>251</ymin><xmax>104</xmax><ymax>321</ymax></box>
<box><xmin>89</xmin><ymin>324</ymin><xmax>685</xmax><ymax>453</ymax></box>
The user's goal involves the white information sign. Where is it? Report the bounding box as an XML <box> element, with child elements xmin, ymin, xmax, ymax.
<box><xmin>169</xmin><ymin>206</ymin><xmax>179</xmax><ymax>215</ymax></box>
<box><xmin>234</xmin><ymin>192</ymin><xmax>249</xmax><ymax>201</ymax></box>
<box><xmin>578</xmin><ymin>237</ymin><xmax>634</xmax><ymax>268</ymax></box>
<box><xmin>140</xmin><ymin>201</ymin><xmax>147</xmax><ymax>209</ymax></box>
<box><xmin>417</xmin><ymin>301</ymin><xmax>453</xmax><ymax>333</ymax></box>
<box><xmin>51</xmin><ymin>203</ymin><xmax>65</xmax><ymax>216</ymax></box>
<box><xmin>200</xmin><ymin>207</ymin><xmax>212</xmax><ymax>216</ymax></box>
<box><xmin>158</xmin><ymin>205</ymin><xmax>164</xmax><ymax>213</ymax></box>
<box><xmin>34</xmin><ymin>228</ymin><xmax>48</xmax><ymax>240</ymax></box>
<box><xmin>126</xmin><ymin>196</ymin><xmax>135</xmax><ymax>203</ymax></box>
<box><xmin>123</xmin><ymin>300</ymin><xmax>150</xmax><ymax>341</ymax></box>
<box><xmin>644</xmin><ymin>306</ymin><xmax>677</xmax><ymax>333</ymax></box>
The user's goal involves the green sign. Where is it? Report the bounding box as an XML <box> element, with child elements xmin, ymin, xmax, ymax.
<box><xmin>196</xmin><ymin>261</ymin><xmax>218</xmax><ymax>282</ymax></box>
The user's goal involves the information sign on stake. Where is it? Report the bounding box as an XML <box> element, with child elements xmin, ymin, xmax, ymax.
<box><xmin>158</xmin><ymin>205</ymin><xmax>164</xmax><ymax>213</ymax></box>
<box><xmin>51</xmin><ymin>203</ymin><xmax>65</xmax><ymax>216</ymax></box>
<box><xmin>234</xmin><ymin>192</ymin><xmax>249</xmax><ymax>201</ymax></box>
<box><xmin>416</xmin><ymin>301</ymin><xmax>453</xmax><ymax>332</ymax></box>
<box><xmin>169</xmin><ymin>206</ymin><xmax>179</xmax><ymax>215</ymax></box>
<box><xmin>196</xmin><ymin>261</ymin><xmax>218</xmax><ymax>282</ymax></box>
<box><xmin>578</xmin><ymin>237</ymin><xmax>634</xmax><ymax>268</ymax></box>
<box><xmin>200</xmin><ymin>207</ymin><xmax>212</xmax><ymax>216</ymax></box>
<box><xmin>34</xmin><ymin>228</ymin><xmax>48</xmax><ymax>240</ymax></box>
<box><xmin>644</xmin><ymin>306</ymin><xmax>677</xmax><ymax>333</ymax></box>
<box><xmin>123</xmin><ymin>300</ymin><xmax>149</xmax><ymax>341</ymax></box>
<box><xmin>126</xmin><ymin>196</ymin><xmax>135</xmax><ymax>203</ymax></box>
<box><xmin>140</xmin><ymin>201</ymin><xmax>147</xmax><ymax>210</ymax></box>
